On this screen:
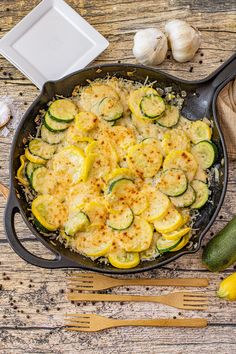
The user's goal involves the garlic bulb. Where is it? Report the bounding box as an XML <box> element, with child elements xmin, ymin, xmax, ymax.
<box><xmin>133</xmin><ymin>28</ymin><xmax>168</xmax><ymax>65</ymax></box>
<box><xmin>0</xmin><ymin>101</ymin><xmax>11</xmax><ymax>128</ymax></box>
<box><xmin>165</xmin><ymin>20</ymin><xmax>201</xmax><ymax>62</ymax></box>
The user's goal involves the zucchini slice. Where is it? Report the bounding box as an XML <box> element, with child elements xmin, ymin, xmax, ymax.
<box><xmin>75</xmin><ymin>111</ymin><xmax>98</xmax><ymax>131</ymax></box>
<box><xmin>31</xmin><ymin>167</ymin><xmax>56</xmax><ymax>194</ymax></box>
<box><xmin>163</xmin><ymin>150</ymin><xmax>198</xmax><ymax>181</ymax></box>
<box><xmin>191</xmin><ymin>140</ymin><xmax>217</xmax><ymax>169</ymax></box>
<box><xmin>191</xmin><ymin>180</ymin><xmax>209</xmax><ymax>209</ymax></box>
<box><xmin>26</xmin><ymin>162</ymin><xmax>42</xmax><ymax>183</ymax></box>
<box><xmin>98</xmin><ymin>97</ymin><xmax>123</xmax><ymax>121</ymax></box>
<box><xmin>108</xmin><ymin>177</ymin><xmax>135</xmax><ymax>195</ymax></box>
<box><xmin>41</xmin><ymin>124</ymin><xmax>65</xmax><ymax>145</ymax></box>
<box><xmin>142</xmin><ymin>189</ymin><xmax>170</xmax><ymax>222</ymax></box>
<box><xmin>16</xmin><ymin>155</ymin><xmax>29</xmax><ymax>186</ymax></box>
<box><xmin>162</xmin><ymin>129</ymin><xmax>190</xmax><ymax>156</ymax></box>
<box><xmin>156</xmin><ymin>235</ymin><xmax>183</xmax><ymax>253</ymax></box>
<box><xmin>158</xmin><ymin>169</ymin><xmax>187</xmax><ymax>197</ymax></box>
<box><xmin>25</xmin><ymin>148</ymin><xmax>46</xmax><ymax>165</ymax></box>
<box><xmin>65</xmin><ymin>211</ymin><xmax>90</xmax><ymax>236</ymax></box>
<box><xmin>153</xmin><ymin>205</ymin><xmax>183</xmax><ymax>233</ymax></box>
<box><xmin>190</xmin><ymin>120</ymin><xmax>212</xmax><ymax>144</ymax></box>
<box><xmin>170</xmin><ymin>184</ymin><xmax>196</xmax><ymax>208</ymax></box>
<box><xmin>108</xmin><ymin>250</ymin><xmax>140</xmax><ymax>269</ymax></box>
<box><xmin>107</xmin><ymin>205</ymin><xmax>134</xmax><ymax>230</ymax></box>
<box><xmin>140</xmin><ymin>94</ymin><xmax>165</xmax><ymax>119</ymax></box>
<box><xmin>157</xmin><ymin>105</ymin><xmax>179</xmax><ymax>128</ymax></box>
<box><xmin>127</xmin><ymin>140</ymin><xmax>163</xmax><ymax>178</ymax></box>
<box><xmin>49</xmin><ymin>99</ymin><xmax>77</xmax><ymax>122</ymax></box>
<box><xmin>128</xmin><ymin>87</ymin><xmax>159</xmax><ymax>120</ymax></box>
<box><xmin>31</xmin><ymin>195</ymin><xmax>66</xmax><ymax>231</ymax></box>
<box><xmin>120</xmin><ymin>217</ymin><xmax>153</xmax><ymax>252</ymax></box>
<box><xmin>44</xmin><ymin>112</ymin><xmax>70</xmax><ymax>132</ymax></box>
<box><xmin>29</xmin><ymin>139</ymin><xmax>57</xmax><ymax>160</ymax></box>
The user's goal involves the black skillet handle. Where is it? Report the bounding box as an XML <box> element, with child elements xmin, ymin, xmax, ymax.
<box><xmin>210</xmin><ymin>52</ymin><xmax>236</xmax><ymax>89</ymax></box>
<box><xmin>4</xmin><ymin>191</ymin><xmax>78</xmax><ymax>269</ymax></box>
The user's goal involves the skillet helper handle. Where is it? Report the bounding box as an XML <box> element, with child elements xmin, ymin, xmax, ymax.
<box><xmin>211</xmin><ymin>53</ymin><xmax>236</xmax><ymax>89</ymax></box>
<box><xmin>4</xmin><ymin>189</ymin><xmax>77</xmax><ymax>269</ymax></box>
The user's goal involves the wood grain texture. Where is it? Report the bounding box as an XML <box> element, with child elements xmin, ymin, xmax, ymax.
<box><xmin>0</xmin><ymin>0</ymin><xmax>236</xmax><ymax>353</ymax></box>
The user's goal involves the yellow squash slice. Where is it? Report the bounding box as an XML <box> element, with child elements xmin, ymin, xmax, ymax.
<box><xmin>170</xmin><ymin>233</ymin><xmax>190</xmax><ymax>252</ymax></box>
<box><xmin>105</xmin><ymin>126</ymin><xmax>136</xmax><ymax>160</ymax></box>
<box><xmin>117</xmin><ymin>217</ymin><xmax>153</xmax><ymax>252</ymax></box>
<box><xmin>153</xmin><ymin>205</ymin><xmax>183</xmax><ymax>233</ymax></box>
<box><xmin>16</xmin><ymin>155</ymin><xmax>29</xmax><ymax>186</ymax></box>
<box><xmin>66</xmin><ymin>182</ymin><xmax>100</xmax><ymax>212</ymax></box>
<box><xmin>82</xmin><ymin>201</ymin><xmax>107</xmax><ymax>226</ymax></box>
<box><xmin>140</xmin><ymin>232</ymin><xmax>160</xmax><ymax>260</ymax></box>
<box><xmin>127</xmin><ymin>139</ymin><xmax>163</xmax><ymax>178</ymax></box>
<box><xmin>162</xmin><ymin>227</ymin><xmax>191</xmax><ymax>241</ymax></box>
<box><xmin>142</xmin><ymin>188</ymin><xmax>170</xmax><ymax>222</ymax></box>
<box><xmin>108</xmin><ymin>250</ymin><xmax>140</xmax><ymax>269</ymax></box>
<box><xmin>79</xmin><ymin>83</ymin><xmax>119</xmax><ymax>114</ymax></box>
<box><xmin>52</xmin><ymin>145</ymin><xmax>85</xmax><ymax>184</ymax></box>
<box><xmin>75</xmin><ymin>225</ymin><xmax>112</xmax><ymax>258</ymax></box>
<box><xmin>75</xmin><ymin>111</ymin><xmax>98</xmax><ymax>131</ymax></box>
<box><xmin>130</xmin><ymin>190</ymin><xmax>148</xmax><ymax>215</ymax></box>
<box><xmin>32</xmin><ymin>195</ymin><xmax>67</xmax><ymax>231</ymax></box>
<box><xmin>85</xmin><ymin>139</ymin><xmax>118</xmax><ymax>179</ymax></box>
<box><xmin>105</xmin><ymin>167</ymin><xmax>134</xmax><ymax>183</ymax></box>
<box><xmin>25</xmin><ymin>148</ymin><xmax>46</xmax><ymax>165</ymax></box>
<box><xmin>162</xmin><ymin>129</ymin><xmax>190</xmax><ymax>156</ymax></box>
<box><xmin>163</xmin><ymin>150</ymin><xmax>198</xmax><ymax>181</ymax></box>
<box><xmin>65</xmin><ymin>125</ymin><xmax>94</xmax><ymax>145</ymax></box>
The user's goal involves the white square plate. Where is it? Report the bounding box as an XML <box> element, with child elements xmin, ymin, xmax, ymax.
<box><xmin>0</xmin><ymin>0</ymin><xmax>109</xmax><ymax>88</ymax></box>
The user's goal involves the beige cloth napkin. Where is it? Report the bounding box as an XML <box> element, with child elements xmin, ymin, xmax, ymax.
<box><xmin>217</xmin><ymin>79</ymin><xmax>236</xmax><ymax>160</ymax></box>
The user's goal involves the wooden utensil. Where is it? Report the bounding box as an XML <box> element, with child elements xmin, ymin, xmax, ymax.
<box><xmin>68</xmin><ymin>291</ymin><xmax>208</xmax><ymax>310</ymax></box>
<box><xmin>64</xmin><ymin>313</ymin><xmax>208</xmax><ymax>332</ymax></box>
<box><xmin>0</xmin><ymin>182</ymin><xmax>9</xmax><ymax>199</ymax></box>
<box><xmin>68</xmin><ymin>273</ymin><xmax>209</xmax><ymax>291</ymax></box>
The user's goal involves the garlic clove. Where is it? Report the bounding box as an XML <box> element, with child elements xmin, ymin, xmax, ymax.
<box><xmin>0</xmin><ymin>101</ymin><xmax>11</xmax><ymax>128</ymax></box>
<box><xmin>165</xmin><ymin>20</ymin><xmax>201</xmax><ymax>63</ymax></box>
<box><xmin>133</xmin><ymin>28</ymin><xmax>168</xmax><ymax>66</ymax></box>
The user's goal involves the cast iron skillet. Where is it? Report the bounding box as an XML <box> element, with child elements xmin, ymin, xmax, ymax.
<box><xmin>4</xmin><ymin>53</ymin><xmax>236</xmax><ymax>273</ymax></box>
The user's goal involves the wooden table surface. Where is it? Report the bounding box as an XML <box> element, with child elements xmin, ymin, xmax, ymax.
<box><xmin>0</xmin><ymin>1</ymin><xmax>236</xmax><ymax>353</ymax></box>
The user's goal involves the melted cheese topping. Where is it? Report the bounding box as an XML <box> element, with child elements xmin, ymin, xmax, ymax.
<box><xmin>22</xmin><ymin>77</ymin><xmax>214</xmax><ymax>268</ymax></box>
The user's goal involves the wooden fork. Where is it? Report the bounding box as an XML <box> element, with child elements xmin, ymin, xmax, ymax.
<box><xmin>64</xmin><ymin>314</ymin><xmax>208</xmax><ymax>332</ymax></box>
<box><xmin>67</xmin><ymin>273</ymin><xmax>209</xmax><ymax>291</ymax></box>
<box><xmin>68</xmin><ymin>291</ymin><xmax>208</xmax><ymax>310</ymax></box>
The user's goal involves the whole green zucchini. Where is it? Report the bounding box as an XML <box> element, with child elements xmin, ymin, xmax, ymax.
<box><xmin>202</xmin><ymin>217</ymin><xmax>236</xmax><ymax>272</ymax></box>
